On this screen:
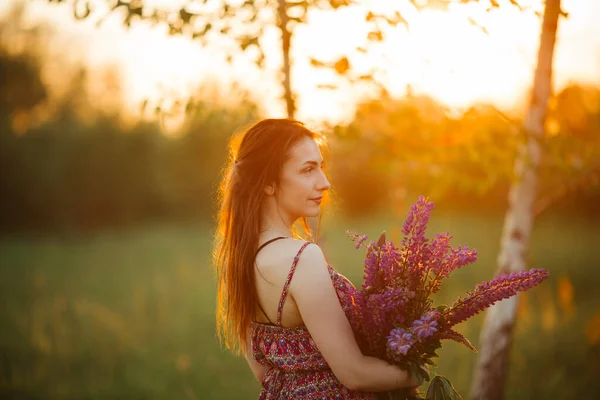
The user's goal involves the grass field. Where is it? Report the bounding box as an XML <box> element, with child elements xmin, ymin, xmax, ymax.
<box><xmin>1</xmin><ymin>211</ymin><xmax>599</xmax><ymax>399</ymax></box>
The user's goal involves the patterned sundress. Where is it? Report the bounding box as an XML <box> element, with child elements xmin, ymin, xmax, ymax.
<box><xmin>251</xmin><ymin>239</ymin><xmax>377</xmax><ymax>399</ymax></box>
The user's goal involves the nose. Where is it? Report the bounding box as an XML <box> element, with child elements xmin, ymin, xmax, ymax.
<box><xmin>317</xmin><ymin>169</ymin><xmax>331</xmax><ymax>192</ymax></box>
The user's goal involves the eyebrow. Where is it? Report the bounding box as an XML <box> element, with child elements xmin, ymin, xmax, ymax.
<box><xmin>301</xmin><ymin>160</ymin><xmax>324</xmax><ymax>167</ymax></box>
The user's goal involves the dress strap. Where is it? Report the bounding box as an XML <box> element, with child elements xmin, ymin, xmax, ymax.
<box><xmin>256</xmin><ymin>302</ymin><xmax>275</xmax><ymax>325</ymax></box>
<box><xmin>255</xmin><ymin>236</ymin><xmax>288</xmax><ymax>325</ymax></box>
<box><xmin>256</xmin><ymin>236</ymin><xmax>287</xmax><ymax>256</ymax></box>
<box><xmin>277</xmin><ymin>241</ymin><xmax>312</xmax><ymax>326</ymax></box>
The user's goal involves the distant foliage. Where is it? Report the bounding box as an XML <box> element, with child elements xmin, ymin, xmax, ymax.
<box><xmin>0</xmin><ymin>34</ymin><xmax>260</xmax><ymax>234</ymax></box>
<box><xmin>1</xmin><ymin>3</ymin><xmax>599</xmax><ymax>233</ymax></box>
<box><xmin>330</xmin><ymin>90</ymin><xmax>600</xmax><ymax>217</ymax></box>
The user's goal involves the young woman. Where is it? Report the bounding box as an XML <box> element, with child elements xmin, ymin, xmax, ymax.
<box><xmin>213</xmin><ymin>119</ymin><xmax>421</xmax><ymax>398</ymax></box>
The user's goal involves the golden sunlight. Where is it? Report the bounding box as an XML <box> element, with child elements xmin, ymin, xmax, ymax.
<box><xmin>285</xmin><ymin>0</ymin><xmax>600</xmax><ymax>122</ymax></box>
<box><xmin>3</xmin><ymin>0</ymin><xmax>600</xmax><ymax>124</ymax></box>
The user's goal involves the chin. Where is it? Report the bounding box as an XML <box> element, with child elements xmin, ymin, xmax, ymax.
<box><xmin>306</xmin><ymin>209</ymin><xmax>320</xmax><ymax>218</ymax></box>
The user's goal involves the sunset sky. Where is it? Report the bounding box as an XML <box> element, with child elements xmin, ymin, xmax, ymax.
<box><xmin>3</xmin><ymin>0</ymin><xmax>600</xmax><ymax>125</ymax></box>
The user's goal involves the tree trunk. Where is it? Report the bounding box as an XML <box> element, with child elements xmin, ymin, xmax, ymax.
<box><xmin>469</xmin><ymin>1</ymin><xmax>561</xmax><ymax>399</ymax></box>
<box><xmin>277</xmin><ymin>0</ymin><xmax>295</xmax><ymax>118</ymax></box>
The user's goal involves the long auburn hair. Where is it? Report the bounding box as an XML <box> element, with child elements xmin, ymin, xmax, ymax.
<box><xmin>213</xmin><ymin>118</ymin><xmax>329</xmax><ymax>355</ymax></box>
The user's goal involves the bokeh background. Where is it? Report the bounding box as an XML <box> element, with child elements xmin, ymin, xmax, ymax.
<box><xmin>1</xmin><ymin>0</ymin><xmax>599</xmax><ymax>399</ymax></box>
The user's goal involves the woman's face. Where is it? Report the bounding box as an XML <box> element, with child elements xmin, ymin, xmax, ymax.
<box><xmin>271</xmin><ymin>136</ymin><xmax>330</xmax><ymax>221</ymax></box>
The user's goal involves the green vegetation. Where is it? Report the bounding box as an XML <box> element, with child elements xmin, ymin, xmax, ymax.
<box><xmin>1</xmin><ymin>213</ymin><xmax>598</xmax><ymax>399</ymax></box>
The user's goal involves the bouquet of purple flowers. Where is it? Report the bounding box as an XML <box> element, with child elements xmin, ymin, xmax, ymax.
<box><xmin>346</xmin><ymin>196</ymin><xmax>549</xmax><ymax>399</ymax></box>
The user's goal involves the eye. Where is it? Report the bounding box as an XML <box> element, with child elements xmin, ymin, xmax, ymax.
<box><xmin>303</xmin><ymin>167</ymin><xmax>314</xmax><ymax>174</ymax></box>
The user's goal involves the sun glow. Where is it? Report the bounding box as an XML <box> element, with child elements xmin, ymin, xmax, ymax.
<box><xmin>3</xmin><ymin>0</ymin><xmax>600</xmax><ymax>125</ymax></box>
<box><xmin>294</xmin><ymin>0</ymin><xmax>600</xmax><ymax>122</ymax></box>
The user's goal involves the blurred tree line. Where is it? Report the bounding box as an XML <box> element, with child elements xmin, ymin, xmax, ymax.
<box><xmin>1</xmin><ymin>7</ymin><xmax>599</xmax><ymax>236</ymax></box>
<box><xmin>0</xmin><ymin>10</ymin><xmax>260</xmax><ymax>235</ymax></box>
<box><xmin>0</xmin><ymin>57</ymin><xmax>259</xmax><ymax>234</ymax></box>
<box><xmin>331</xmin><ymin>89</ymin><xmax>600</xmax><ymax>218</ymax></box>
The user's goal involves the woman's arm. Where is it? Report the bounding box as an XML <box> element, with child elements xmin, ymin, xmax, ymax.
<box><xmin>290</xmin><ymin>244</ymin><xmax>419</xmax><ymax>392</ymax></box>
<box><xmin>244</xmin><ymin>329</ymin><xmax>270</xmax><ymax>384</ymax></box>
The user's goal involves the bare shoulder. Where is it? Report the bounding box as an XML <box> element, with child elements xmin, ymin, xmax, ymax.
<box><xmin>255</xmin><ymin>238</ymin><xmax>318</xmax><ymax>278</ymax></box>
<box><xmin>295</xmin><ymin>241</ymin><xmax>327</xmax><ymax>267</ymax></box>
<box><xmin>256</xmin><ymin>238</ymin><xmax>311</xmax><ymax>259</ymax></box>
<box><xmin>291</xmin><ymin>241</ymin><xmax>331</xmax><ymax>285</ymax></box>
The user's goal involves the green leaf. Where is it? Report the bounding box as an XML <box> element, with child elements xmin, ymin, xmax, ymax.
<box><xmin>410</xmin><ymin>368</ymin><xmax>422</xmax><ymax>386</ymax></box>
<box><xmin>438</xmin><ymin>329</ymin><xmax>478</xmax><ymax>353</ymax></box>
<box><xmin>436</xmin><ymin>305</ymin><xmax>448</xmax><ymax>312</ymax></box>
<box><xmin>426</xmin><ymin>377</ymin><xmax>442</xmax><ymax>400</ymax></box>
<box><xmin>426</xmin><ymin>376</ymin><xmax>463</xmax><ymax>400</ymax></box>
<box><xmin>418</xmin><ymin>366</ymin><xmax>431</xmax><ymax>382</ymax></box>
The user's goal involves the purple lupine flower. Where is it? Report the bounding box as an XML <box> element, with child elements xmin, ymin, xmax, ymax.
<box><xmin>362</xmin><ymin>244</ymin><xmax>381</xmax><ymax>292</ymax></box>
<box><xmin>343</xmin><ymin>286</ymin><xmax>364</xmax><ymax>330</ymax></box>
<box><xmin>445</xmin><ymin>268</ymin><xmax>549</xmax><ymax>326</ymax></box>
<box><xmin>401</xmin><ymin>196</ymin><xmax>434</xmax><ymax>237</ymax></box>
<box><xmin>379</xmin><ymin>242</ymin><xmax>401</xmax><ymax>284</ymax></box>
<box><xmin>347</xmin><ymin>230</ymin><xmax>369</xmax><ymax>249</ymax></box>
<box><xmin>364</xmin><ymin>293</ymin><xmax>388</xmax><ymax>343</ymax></box>
<box><xmin>427</xmin><ymin>240</ymin><xmax>478</xmax><ymax>293</ymax></box>
<box><xmin>355</xmin><ymin>235</ymin><xmax>368</xmax><ymax>249</ymax></box>
<box><xmin>402</xmin><ymin>196</ymin><xmax>434</xmax><ymax>236</ymax></box>
<box><xmin>387</xmin><ymin>328</ymin><xmax>416</xmax><ymax>356</ymax></box>
<box><xmin>370</xmin><ymin>287</ymin><xmax>413</xmax><ymax>329</ymax></box>
<box><xmin>439</xmin><ymin>245</ymin><xmax>478</xmax><ymax>279</ymax></box>
<box><xmin>425</xmin><ymin>232</ymin><xmax>453</xmax><ymax>274</ymax></box>
<box><xmin>366</xmin><ymin>293</ymin><xmax>387</xmax><ymax>327</ymax></box>
<box><xmin>411</xmin><ymin>310</ymin><xmax>440</xmax><ymax>340</ymax></box>
<box><xmin>363</xmin><ymin>286</ymin><xmax>415</xmax><ymax>355</ymax></box>
<box><xmin>380</xmin><ymin>287</ymin><xmax>413</xmax><ymax>312</ymax></box>
<box><xmin>345</xmin><ymin>195</ymin><xmax>550</xmax><ymax>399</ymax></box>
<box><xmin>401</xmin><ymin>197</ymin><xmax>434</xmax><ymax>276</ymax></box>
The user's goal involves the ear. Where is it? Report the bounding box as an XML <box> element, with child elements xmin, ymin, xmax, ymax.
<box><xmin>263</xmin><ymin>183</ymin><xmax>275</xmax><ymax>196</ymax></box>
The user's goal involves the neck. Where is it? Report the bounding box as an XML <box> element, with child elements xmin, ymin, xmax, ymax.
<box><xmin>260</xmin><ymin>198</ymin><xmax>296</xmax><ymax>237</ymax></box>
<box><xmin>259</xmin><ymin>224</ymin><xmax>293</xmax><ymax>237</ymax></box>
<box><xmin>259</xmin><ymin>215</ymin><xmax>294</xmax><ymax>238</ymax></box>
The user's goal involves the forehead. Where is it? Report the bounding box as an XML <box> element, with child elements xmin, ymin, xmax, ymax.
<box><xmin>287</xmin><ymin>136</ymin><xmax>322</xmax><ymax>163</ymax></box>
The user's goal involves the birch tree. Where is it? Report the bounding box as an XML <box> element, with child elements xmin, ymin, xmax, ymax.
<box><xmin>470</xmin><ymin>1</ymin><xmax>563</xmax><ymax>398</ymax></box>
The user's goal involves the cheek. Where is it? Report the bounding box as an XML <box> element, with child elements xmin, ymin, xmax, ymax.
<box><xmin>297</xmin><ymin>176</ymin><xmax>314</xmax><ymax>196</ymax></box>
<box><xmin>280</xmin><ymin>176</ymin><xmax>311</xmax><ymax>201</ymax></box>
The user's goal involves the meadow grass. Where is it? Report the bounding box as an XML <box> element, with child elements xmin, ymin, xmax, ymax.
<box><xmin>1</xmin><ymin>212</ymin><xmax>599</xmax><ymax>399</ymax></box>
